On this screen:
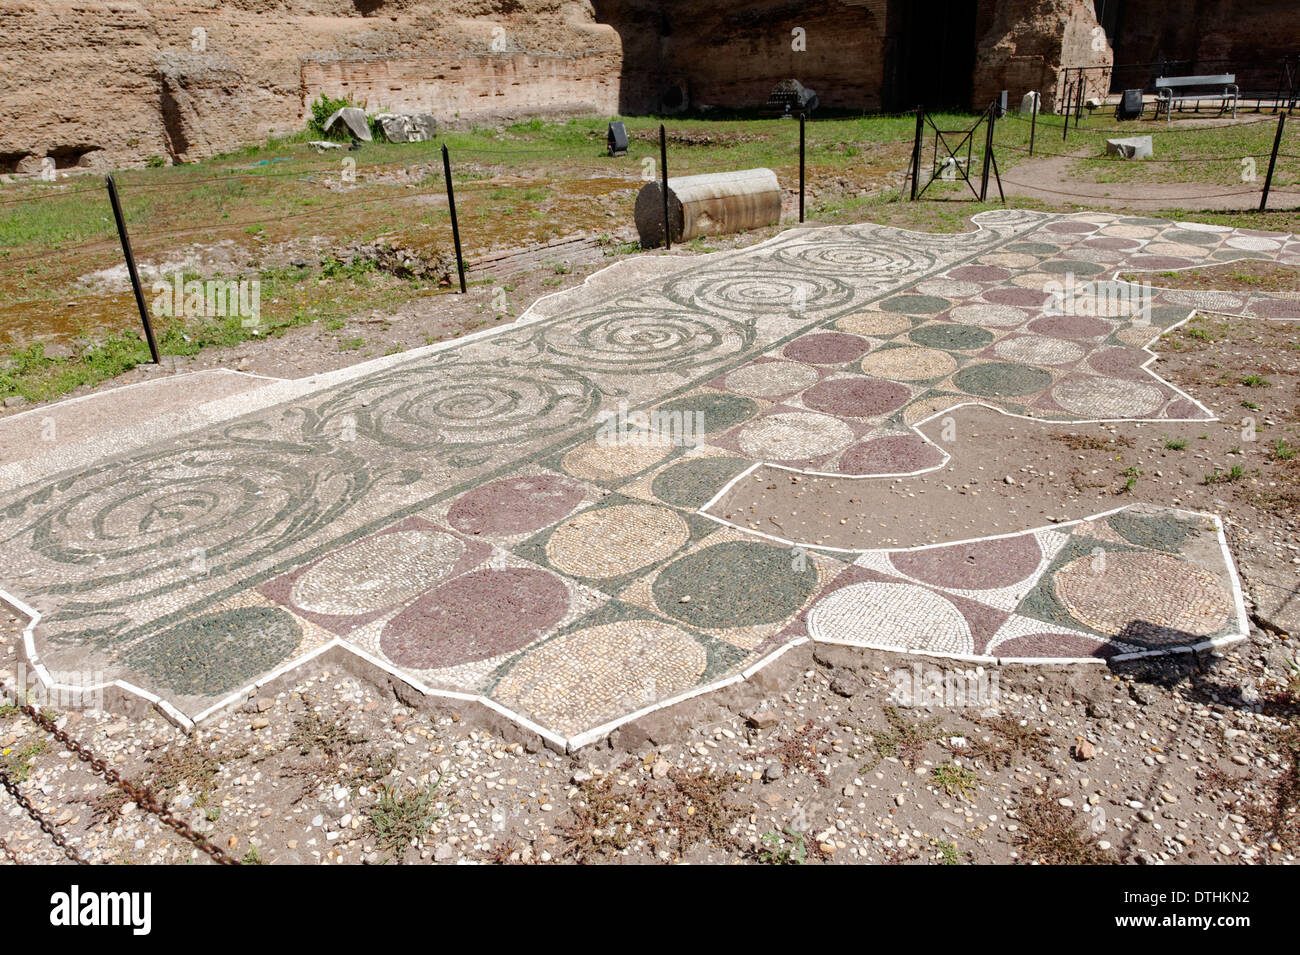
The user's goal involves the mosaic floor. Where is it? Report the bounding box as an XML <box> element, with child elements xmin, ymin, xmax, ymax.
<box><xmin>1</xmin><ymin>210</ymin><xmax>1293</xmax><ymax>748</ymax></box>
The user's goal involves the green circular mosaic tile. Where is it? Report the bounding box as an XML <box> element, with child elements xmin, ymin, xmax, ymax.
<box><xmin>651</xmin><ymin>456</ymin><xmax>751</xmax><ymax>509</ymax></box>
<box><xmin>1107</xmin><ymin>511</ymin><xmax>1197</xmax><ymax>553</ymax></box>
<box><xmin>124</xmin><ymin>607</ymin><xmax>301</xmax><ymax>696</ymax></box>
<box><xmin>653</xmin><ymin>541</ymin><xmax>818</xmax><ymax>629</ymax></box>
<box><xmin>1041</xmin><ymin>260</ymin><xmax>1106</xmax><ymax>276</ymax></box>
<box><xmin>1164</xmin><ymin>229</ymin><xmax>1221</xmax><ymax>246</ymax></box>
<box><xmin>1118</xmin><ymin>217</ymin><xmax>1166</xmax><ymax>226</ymax></box>
<box><xmin>952</xmin><ymin>361</ymin><xmax>1053</xmax><ymax>397</ymax></box>
<box><xmin>1006</xmin><ymin>242</ymin><xmax>1062</xmax><ymax>255</ymax></box>
<box><xmin>909</xmin><ymin>323</ymin><xmax>995</xmax><ymax>351</ymax></box>
<box><xmin>653</xmin><ymin>392</ymin><xmax>758</xmax><ymax>434</ymax></box>
<box><xmin>879</xmin><ymin>294</ymin><xmax>951</xmax><ymax>314</ymax></box>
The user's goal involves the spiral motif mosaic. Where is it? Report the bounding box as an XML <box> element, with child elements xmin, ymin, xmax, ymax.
<box><xmin>3</xmin><ymin>209</ymin><xmax>1287</xmax><ymax>747</ymax></box>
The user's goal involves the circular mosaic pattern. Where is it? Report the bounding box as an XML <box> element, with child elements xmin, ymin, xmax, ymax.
<box><xmin>880</xmin><ymin>294</ymin><xmax>951</xmax><ymax>314</ymax></box>
<box><xmin>808</xmin><ymin>582</ymin><xmax>971</xmax><ymax>654</ymax></box>
<box><xmin>1054</xmin><ymin>552</ymin><xmax>1232</xmax><ymax>644</ymax></box>
<box><xmin>783</xmin><ymin>332</ymin><xmax>870</xmax><ymax>365</ymax></box>
<box><xmin>654</xmin><ymin>541</ymin><xmax>818</xmax><ymax>628</ymax></box>
<box><xmin>562</xmin><ymin>440</ymin><xmax>669</xmax><ymax>481</ymax></box>
<box><xmin>950</xmin><ymin>303</ymin><xmax>1027</xmax><ymax>328</ymax></box>
<box><xmin>994</xmin><ymin>631</ymin><xmax>1117</xmax><ymax>659</ymax></box>
<box><xmin>1041</xmin><ymin>259</ymin><xmax>1105</xmax><ymax>276</ymax></box>
<box><xmin>1046</xmin><ymin>220</ymin><xmax>1099</xmax><ymax>234</ymax></box>
<box><xmin>1027</xmin><ymin>314</ymin><xmax>1112</xmax><ymax>339</ymax></box>
<box><xmin>668</xmin><ymin>268</ymin><xmax>856</xmax><ymax>320</ymax></box>
<box><xmin>768</xmin><ymin>239</ymin><xmax>936</xmax><ymax>277</ymax></box>
<box><xmin>993</xmin><ymin>335</ymin><xmax>1085</xmax><ymax>366</ymax></box>
<box><xmin>380</xmin><ymin>568</ymin><xmax>569</xmax><ymax>669</ymax></box>
<box><xmin>803</xmin><ymin>376</ymin><xmax>912</xmax><ymax>416</ymax></box>
<box><xmin>494</xmin><ymin>620</ymin><xmax>707</xmax><ymax>732</ymax></box>
<box><xmin>292</xmin><ymin>530</ymin><xmax>464</xmax><ymax>616</ymax></box>
<box><xmin>915</xmin><ymin>278</ymin><xmax>981</xmax><ymax>299</ymax></box>
<box><xmin>447</xmin><ymin>475</ymin><xmax>586</xmax><ymax>537</ymax></box>
<box><xmin>1052</xmin><ymin>375</ymin><xmax>1163</xmax><ymax>417</ymax></box>
<box><xmin>891</xmin><ymin>534</ymin><xmax>1042</xmax><ymax>590</ymax></box>
<box><xmin>836</xmin><ymin>311</ymin><xmax>912</xmax><ymax>337</ymax></box>
<box><xmin>952</xmin><ymin>362</ymin><xmax>1053</xmax><ymax>398</ymax></box>
<box><xmin>123</xmin><ymin>607</ymin><xmax>301</xmax><ymax>697</ymax></box>
<box><xmin>839</xmin><ymin>434</ymin><xmax>944</xmax><ymax>475</ymax></box>
<box><xmin>652</xmin><ymin>456</ymin><xmax>750</xmax><ymax>509</ymax></box>
<box><xmin>725</xmin><ymin>360</ymin><xmax>821</xmax><ymax>398</ymax></box>
<box><xmin>313</xmin><ymin>361</ymin><xmax>599</xmax><ymax>452</ymax></box>
<box><xmin>860</xmin><ymin>346</ymin><xmax>957</xmax><ymax>381</ymax></box>
<box><xmin>1086</xmin><ymin>346</ymin><xmax>1145</xmax><ymax>378</ymax></box>
<box><xmin>543</xmin><ymin>305</ymin><xmax>750</xmax><ymax>373</ymax></box>
<box><xmin>653</xmin><ymin>392</ymin><xmax>757</xmax><ymax>433</ymax></box>
<box><xmin>982</xmin><ymin>286</ymin><xmax>1052</xmax><ymax>308</ymax></box>
<box><xmin>546</xmin><ymin>504</ymin><xmax>690</xmax><ymax>579</ymax></box>
<box><xmin>909</xmin><ymin>323</ymin><xmax>994</xmax><ymax>351</ymax></box>
<box><xmin>1226</xmin><ymin>235</ymin><xmax>1282</xmax><ymax>252</ymax></box>
<box><xmin>947</xmin><ymin>265</ymin><xmax>1011</xmax><ymax>283</ymax></box>
<box><xmin>738</xmin><ymin>412</ymin><xmax>856</xmax><ymax>460</ymax></box>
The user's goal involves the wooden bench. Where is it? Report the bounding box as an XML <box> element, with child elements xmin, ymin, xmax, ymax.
<box><xmin>1154</xmin><ymin>74</ymin><xmax>1238</xmax><ymax>121</ymax></box>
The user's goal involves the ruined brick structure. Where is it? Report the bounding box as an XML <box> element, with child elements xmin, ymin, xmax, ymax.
<box><xmin>1</xmin><ymin>0</ymin><xmax>1293</xmax><ymax>172</ymax></box>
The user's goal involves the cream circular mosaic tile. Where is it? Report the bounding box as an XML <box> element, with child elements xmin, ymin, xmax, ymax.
<box><xmin>950</xmin><ymin>303</ymin><xmax>1028</xmax><ymax>327</ymax></box>
<box><xmin>860</xmin><ymin>345</ymin><xmax>958</xmax><ymax>380</ymax></box>
<box><xmin>1054</xmin><ymin>552</ymin><xmax>1233</xmax><ymax>640</ymax></box>
<box><xmin>561</xmin><ymin>439</ymin><xmax>670</xmax><ymax>481</ymax></box>
<box><xmin>738</xmin><ymin>411</ymin><xmax>856</xmax><ymax>460</ymax></box>
<box><xmin>809</xmin><ymin>582</ymin><xmax>973</xmax><ymax>654</ymax></box>
<box><xmin>545</xmin><ymin>504</ymin><xmax>690</xmax><ymax>579</ymax></box>
<box><xmin>1052</xmin><ymin>375</ymin><xmax>1164</xmax><ymax>417</ymax></box>
<box><xmin>994</xmin><ymin>335</ymin><xmax>1085</xmax><ymax>366</ymax></box>
<box><xmin>291</xmin><ymin>530</ymin><xmax>463</xmax><ymax>616</ymax></box>
<box><xmin>724</xmin><ymin>359</ymin><xmax>820</xmax><ymax>397</ymax></box>
<box><xmin>835</xmin><ymin>311</ymin><xmax>912</xmax><ymax>337</ymax></box>
<box><xmin>494</xmin><ymin>621</ymin><xmax>707</xmax><ymax>735</ymax></box>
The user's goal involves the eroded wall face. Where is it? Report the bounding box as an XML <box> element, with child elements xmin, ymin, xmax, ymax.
<box><xmin>1</xmin><ymin>0</ymin><xmax>622</xmax><ymax>170</ymax></box>
<box><xmin>972</xmin><ymin>0</ymin><xmax>1113</xmax><ymax>113</ymax></box>
<box><xmin>1109</xmin><ymin>0</ymin><xmax>1300</xmax><ymax>93</ymax></box>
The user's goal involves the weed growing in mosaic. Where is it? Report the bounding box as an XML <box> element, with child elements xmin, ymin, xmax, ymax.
<box><xmin>1014</xmin><ymin>788</ymin><xmax>1113</xmax><ymax>865</ymax></box>
<box><xmin>367</xmin><ymin>777</ymin><xmax>449</xmax><ymax>862</ymax></box>
<box><xmin>931</xmin><ymin>762</ymin><xmax>979</xmax><ymax>801</ymax></box>
<box><xmin>759</xmin><ymin>721</ymin><xmax>833</xmax><ymax>786</ymax></box>
<box><xmin>757</xmin><ymin>825</ymin><xmax>809</xmax><ymax>865</ymax></box>
<box><xmin>862</xmin><ymin>706</ymin><xmax>943</xmax><ymax>772</ymax></box>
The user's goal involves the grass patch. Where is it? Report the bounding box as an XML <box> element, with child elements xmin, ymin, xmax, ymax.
<box><xmin>368</xmin><ymin>777</ymin><xmax>450</xmax><ymax>862</ymax></box>
<box><xmin>1014</xmin><ymin>788</ymin><xmax>1113</xmax><ymax>865</ymax></box>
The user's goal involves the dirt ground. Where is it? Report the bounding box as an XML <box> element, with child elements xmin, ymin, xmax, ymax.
<box><xmin>1</xmin><ymin>229</ymin><xmax>1297</xmax><ymax>865</ymax></box>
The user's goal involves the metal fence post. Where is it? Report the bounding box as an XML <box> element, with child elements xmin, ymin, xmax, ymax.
<box><xmin>104</xmin><ymin>174</ymin><xmax>160</xmax><ymax>364</ymax></box>
<box><xmin>799</xmin><ymin>112</ymin><xmax>806</xmax><ymax>222</ymax></box>
<box><xmin>659</xmin><ymin>124</ymin><xmax>671</xmax><ymax>249</ymax></box>
<box><xmin>910</xmin><ymin>107</ymin><xmax>925</xmax><ymax>201</ymax></box>
<box><xmin>980</xmin><ymin>105</ymin><xmax>996</xmax><ymax>202</ymax></box>
<box><xmin>441</xmin><ymin>144</ymin><xmax>467</xmax><ymax>293</ymax></box>
<box><xmin>1029</xmin><ymin>93</ymin><xmax>1039</xmax><ymax>156</ymax></box>
<box><xmin>1260</xmin><ymin>112</ymin><xmax>1288</xmax><ymax>212</ymax></box>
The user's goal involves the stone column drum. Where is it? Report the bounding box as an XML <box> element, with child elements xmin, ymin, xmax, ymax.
<box><xmin>634</xmin><ymin>168</ymin><xmax>782</xmax><ymax>248</ymax></box>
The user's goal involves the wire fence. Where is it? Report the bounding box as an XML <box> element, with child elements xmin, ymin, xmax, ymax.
<box><xmin>0</xmin><ymin>105</ymin><xmax>1296</xmax><ymax>376</ymax></box>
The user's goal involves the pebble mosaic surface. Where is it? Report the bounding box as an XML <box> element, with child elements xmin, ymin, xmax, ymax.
<box><xmin>2</xmin><ymin>210</ymin><xmax>1293</xmax><ymax>747</ymax></box>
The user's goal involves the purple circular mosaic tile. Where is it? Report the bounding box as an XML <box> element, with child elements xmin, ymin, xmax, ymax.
<box><xmin>447</xmin><ymin>475</ymin><xmax>586</xmax><ymax>537</ymax></box>
<box><xmin>994</xmin><ymin>632</ymin><xmax>1117</xmax><ymax>659</ymax></box>
<box><xmin>891</xmin><ymin>534</ymin><xmax>1042</xmax><ymax>590</ymax></box>
<box><xmin>1083</xmin><ymin>237</ymin><xmax>1142</xmax><ymax>251</ymax></box>
<box><xmin>946</xmin><ymin>265</ymin><xmax>1011</xmax><ymax>283</ymax></box>
<box><xmin>783</xmin><ymin>332</ymin><xmax>870</xmax><ymax>365</ymax></box>
<box><xmin>1027</xmin><ymin>314</ymin><xmax>1113</xmax><ymax>339</ymax></box>
<box><xmin>839</xmin><ymin>434</ymin><xmax>944</xmax><ymax>475</ymax></box>
<box><xmin>380</xmin><ymin>567</ymin><xmax>570</xmax><ymax>669</ymax></box>
<box><xmin>1045</xmin><ymin>221</ymin><xmax>1100</xmax><ymax>234</ymax></box>
<box><xmin>982</xmin><ymin>287</ymin><xmax>1052</xmax><ymax>308</ymax></box>
<box><xmin>802</xmin><ymin>377</ymin><xmax>910</xmax><ymax>418</ymax></box>
<box><xmin>1127</xmin><ymin>255</ymin><xmax>1195</xmax><ymax>271</ymax></box>
<box><xmin>1087</xmin><ymin>346</ymin><xmax>1146</xmax><ymax>378</ymax></box>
